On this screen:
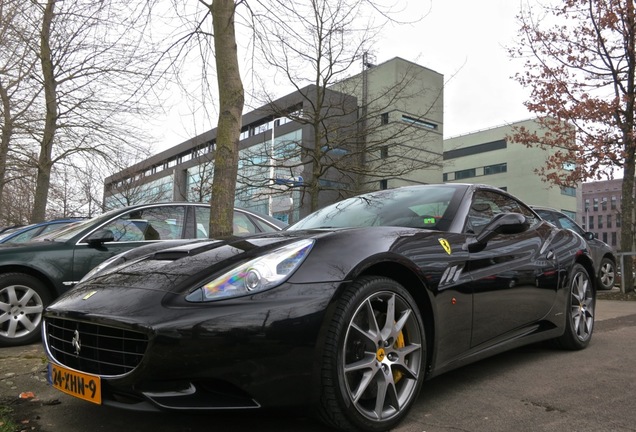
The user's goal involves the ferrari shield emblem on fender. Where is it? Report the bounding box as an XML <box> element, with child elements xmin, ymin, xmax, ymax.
<box><xmin>438</xmin><ymin>238</ymin><xmax>452</xmax><ymax>255</ymax></box>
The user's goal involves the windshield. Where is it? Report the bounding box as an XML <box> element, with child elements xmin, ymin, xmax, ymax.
<box><xmin>288</xmin><ymin>186</ymin><xmax>459</xmax><ymax>231</ymax></box>
<box><xmin>44</xmin><ymin>208</ymin><xmax>121</xmax><ymax>241</ymax></box>
<box><xmin>0</xmin><ymin>225</ymin><xmax>32</xmax><ymax>241</ymax></box>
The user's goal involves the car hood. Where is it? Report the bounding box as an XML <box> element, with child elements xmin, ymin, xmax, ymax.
<box><xmin>46</xmin><ymin>226</ymin><xmax>432</xmax><ymax>319</ymax></box>
<box><xmin>46</xmin><ymin>231</ymin><xmax>320</xmax><ymax>313</ymax></box>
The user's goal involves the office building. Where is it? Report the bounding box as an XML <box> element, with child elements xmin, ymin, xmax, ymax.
<box><xmin>443</xmin><ymin>119</ymin><xmax>578</xmax><ymax>213</ymax></box>
<box><xmin>580</xmin><ymin>179</ymin><xmax>624</xmax><ymax>249</ymax></box>
<box><xmin>104</xmin><ymin>58</ymin><xmax>445</xmax><ymax>223</ymax></box>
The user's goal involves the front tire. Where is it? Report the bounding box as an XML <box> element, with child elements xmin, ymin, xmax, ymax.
<box><xmin>0</xmin><ymin>273</ymin><xmax>51</xmax><ymax>347</ymax></box>
<box><xmin>317</xmin><ymin>276</ymin><xmax>426</xmax><ymax>432</ymax></box>
<box><xmin>552</xmin><ymin>264</ymin><xmax>594</xmax><ymax>350</ymax></box>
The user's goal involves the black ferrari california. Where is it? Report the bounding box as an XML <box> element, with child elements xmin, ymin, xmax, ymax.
<box><xmin>43</xmin><ymin>184</ymin><xmax>596</xmax><ymax>432</ymax></box>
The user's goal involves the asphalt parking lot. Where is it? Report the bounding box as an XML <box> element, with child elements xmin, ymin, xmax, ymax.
<box><xmin>1</xmin><ymin>298</ymin><xmax>635</xmax><ymax>432</ymax></box>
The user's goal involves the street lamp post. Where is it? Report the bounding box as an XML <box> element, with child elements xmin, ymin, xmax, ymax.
<box><xmin>268</xmin><ymin>117</ymin><xmax>284</xmax><ymax>216</ymax></box>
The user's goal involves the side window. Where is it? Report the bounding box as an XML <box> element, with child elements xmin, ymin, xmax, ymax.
<box><xmin>194</xmin><ymin>208</ymin><xmax>262</xmax><ymax>237</ymax></box>
<box><xmin>7</xmin><ymin>228</ymin><xmax>39</xmax><ymax>243</ymax></box>
<box><xmin>195</xmin><ymin>207</ymin><xmax>210</xmax><ymax>239</ymax></box>
<box><xmin>101</xmin><ymin>206</ymin><xmax>185</xmax><ymax>242</ymax></box>
<box><xmin>234</xmin><ymin>212</ymin><xmax>259</xmax><ymax>235</ymax></box>
<box><xmin>40</xmin><ymin>223</ymin><xmax>66</xmax><ymax>235</ymax></box>
<box><xmin>535</xmin><ymin>210</ymin><xmax>555</xmax><ymax>225</ymax></box>
<box><xmin>557</xmin><ymin>214</ymin><xmax>585</xmax><ymax>237</ymax></box>
<box><xmin>252</xmin><ymin>218</ymin><xmax>279</xmax><ymax>233</ymax></box>
<box><xmin>466</xmin><ymin>190</ymin><xmax>536</xmax><ymax>234</ymax></box>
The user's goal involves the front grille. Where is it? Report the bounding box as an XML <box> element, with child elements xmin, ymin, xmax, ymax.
<box><xmin>45</xmin><ymin>317</ymin><xmax>149</xmax><ymax>377</ymax></box>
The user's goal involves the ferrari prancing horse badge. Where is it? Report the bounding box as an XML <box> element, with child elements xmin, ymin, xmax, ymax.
<box><xmin>438</xmin><ymin>238</ymin><xmax>451</xmax><ymax>255</ymax></box>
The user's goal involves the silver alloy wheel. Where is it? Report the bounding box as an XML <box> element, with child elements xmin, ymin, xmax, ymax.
<box><xmin>342</xmin><ymin>290</ymin><xmax>423</xmax><ymax>422</ymax></box>
<box><xmin>0</xmin><ymin>284</ymin><xmax>44</xmax><ymax>338</ymax></box>
<box><xmin>570</xmin><ymin>270</ymin><xmax>594</xmax><ymax>341</ymax></box>
<box><xmin>598</xmin><ymin>259</ymin><xmax>615</xmax><ymax>289</ymax></box>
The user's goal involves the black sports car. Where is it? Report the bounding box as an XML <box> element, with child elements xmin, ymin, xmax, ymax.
<box><xmin>43</xmin><ymin>184</ymin><xmax>596</xmax><ymax>432</ymax></box>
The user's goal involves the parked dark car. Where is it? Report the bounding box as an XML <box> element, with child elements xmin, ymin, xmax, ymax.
<box><xmin>44</xmin><ymin>184</ymin><xmax>596</xmax><ymax>432</ymax></box>
<box><xmin>0</xmin><ymin>203</ymin><xmax>285</xmax><ymax>347</ymax></box>
<box><xmin>533</xmin><ymin>206</ymin><xmax>616</xmax><ymax>290</ymax></box>
<box><xmin>0</xmin><ymin>218</ymin><xmax>82</xmax><ymax>244</ymax></box>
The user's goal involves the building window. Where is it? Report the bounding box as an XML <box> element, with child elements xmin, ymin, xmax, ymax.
<box><xmin>561</xmin><ymin>186</ymin><xmax>576</xmax><ymax>197</ymax></box>
<box><xmin>593</xmin><ymin>198</ymin><xmax>598</xmax><ymax>211</ymax></box>
<box><xmin>401</xmin><ymin>115</ymin><xmax>437</xmax><ymax>130</ymax></box>
<box><xmin>611</xmin><ymin>196</ymin><xmax>617</xmax><ymax>210</ymax></box>
<box><xmin>455</xmin><ymin>168</ymin><xmax>476</xmax><ymax>180</ymax></box>
<box><xmin>588</xmin><ymin>215</ymin><xmax>594</xmax><ymax>229</ymax></box>
<box><xmin>563</xmin><ymin>161</ymin><xmax>576</xmax><ymax>171</ymax></box>
<box><xmin>602</xmin><ymin>232</ymin><xmax>608</xmax><ymax>243</ymax></box>
<box><xmin>584</xmin><ymin>199</ymin><xmax>590</xmax><ymax>211</ymax></box>
<box><xmin>607</xmin><ymin>214</ymin><xmax>612</xmax><ymax>228</ymax></box>
<box><xmin>598</xmin><ymin>216</ymin><xmax>603</xmax><ymax>229</ymax></box>
<box><xmin>611</xmin><ymin>231</ymin><xmax>617</xmax><ymax>246</ymax></box>
<box><xmin>380</xmin><ymin>179</ymin><xmax>388</xmax><ymax>190</ymax></box>
<box><xmin>484</xmin><ymin>163</ymin><xmax>507</xmax><ymax>175</ymax></box>
<box><xmin>443</xmin><ymin>173</ymin><xmax>448</xmax><ymax>182</ymax></box>
<box><xmin>617</xmin><ymin>213</ymin><xmax>621</xmax><ymax>227</ymax></box>
<box><xmin>601</xmin><ymin>197</ymin><xmax>607</xmax><ymax>211</ymax></box>
<box><xmin>381</xmin><ymin>113</ymin><xmax>389</xmax><ymax>125</ymax></box>
<box><xmin>380</xmin><ymin>146</ymin><xmax>388</xmax><ymax>159</ymax></box>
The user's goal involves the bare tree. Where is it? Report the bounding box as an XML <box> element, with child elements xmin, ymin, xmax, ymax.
<box><xmin>0</xmin><ymin>170</ymin><xmax>36</xmax><ymax>225</ymax></box>
<box><xmin>5</xmin><ymin>0</ymin><xmax>160</xmax><ymax>222</ymax></box>
<box><xmin>187</xmin><ymin>155</ymin><xmax>215</xmax><ymax>202</ymax></box>
<box><xmin>0</xmin><ymin>0</ymin><xmax>40</xmax><ymax>223</ymax></box>
<box><xmin>200</xmin><ymin>0</ymin><xmax>244</xmax><ymax>237</ymax></box>
<box><xmin>241</xmin><ymin>0</ymin><xmax>440</xmax><ymax>216</ymax></box>
<box><xmin>102</xmin><ymin>158</ymin><xmax>173</xmax><ymax>211</ymax></box>
<box><xmin>510</xmin><ymin>0</ymin><xmax>636</xmax><ymax>291</ymax></box>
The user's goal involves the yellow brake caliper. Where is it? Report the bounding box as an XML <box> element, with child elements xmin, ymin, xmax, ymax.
<box><xmin>393</xmin><ymin>330</ymin><xmax>405</xmax><ymax>383</ymax></box>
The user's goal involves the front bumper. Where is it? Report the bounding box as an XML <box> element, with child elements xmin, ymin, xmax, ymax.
<box><xmin>44</xmin><ymin>281</ymin><xmax>341</xmax><ymax>411</ymax></box>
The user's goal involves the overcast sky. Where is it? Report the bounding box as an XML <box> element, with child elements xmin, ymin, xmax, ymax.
<box><xmin>387</xmin><ymin>0</ymin><xmax>532</xmax><ymax>138</ymax></box>
<box><xmin>153</xmin><ymin>0</ymin><xmax>532</xmax><ymax>152</ymax></box>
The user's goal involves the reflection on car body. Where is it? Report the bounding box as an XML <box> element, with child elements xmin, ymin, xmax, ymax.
<box><xmin>533</xmin><ymin>206</ymin><xmax>616</xmax><ymax>290</ymax></box>
<box><xmin>43</xmin><ymin>184</ymin><xmax>597</xmax><ymax>432</ymax></box>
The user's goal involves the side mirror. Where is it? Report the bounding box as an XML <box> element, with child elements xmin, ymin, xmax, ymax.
<box><xmin>86</xmin><ymin>229</ymin><xmax>115</xmax><ymax>245</ymax></box>
<box><xmin>464</xmin><ymin>213</ymin><xmax>529</xmax><ymax>253</ymax></box>
<box><xmin>584</xmin><ymin>231</ymin><xmax>595</xmax><ymax>241</ymax></box>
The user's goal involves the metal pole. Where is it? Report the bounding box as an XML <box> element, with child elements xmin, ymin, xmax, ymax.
<box><xmin>268</xmin><ymin>119</ymin><xmax>276</xmax><ymax>216</ymax></box>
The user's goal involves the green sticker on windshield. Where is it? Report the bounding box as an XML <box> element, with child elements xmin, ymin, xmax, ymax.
<box><xmin>423</xmin><ymin>217</ymin><xmax>436</xmax><ymax>225</ymax></box>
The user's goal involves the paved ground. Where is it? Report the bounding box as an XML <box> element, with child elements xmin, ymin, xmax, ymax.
<box><xmin>1</xmin><ymin>297</ymin><xmax>635</xmax><ymax>432</ymax></box>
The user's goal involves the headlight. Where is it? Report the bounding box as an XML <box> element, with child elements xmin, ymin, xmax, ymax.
<box><xmin>186</xmin><ymin>239</ymin><xmax>314</xmax><ymax>302</ymax></box>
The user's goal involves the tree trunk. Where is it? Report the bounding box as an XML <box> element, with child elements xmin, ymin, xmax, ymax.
<box><xmin>619</xmin><ymin>0</ymin><xmax>636</xmax><ymax>293</ymax></box>
<box><xmin>31</xmin><ymin>0</ymin><xmax>57</xmax><ymax>223</ymax></box>
<box><xmin>0</xmin><ymin>83</ymin><xmax>12</xmax><ymax>212</ymax></box>
<box><xmin>208</xmin><ymin>0</ymin><xmax>243</xmax><ymax>238</ymax></box>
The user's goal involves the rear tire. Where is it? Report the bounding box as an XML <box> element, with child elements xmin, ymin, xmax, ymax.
<box><xmin>0</xmin><ymin>273</ymin><xmax>51</xmax><ymax>347</ymax></box>
<box><xmin>317</xmin><ymin>276</ymin><xmax>426</xmax><ymax>432</ymax></box>
<box><xmin>597</xmin><ymin>257</ymin><xmax>616</xmax><ymax>290</ymax></box>
<box><xmin>552</xmin><ymin>264</ymin><xmax>594</xmax><ymax>350</ymax></box>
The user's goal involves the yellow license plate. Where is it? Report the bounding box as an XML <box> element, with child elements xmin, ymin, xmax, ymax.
<box><xmin>49</xmin><ymin>363</ymin><xmax>102</xmax><ymax>404</ymax></box>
